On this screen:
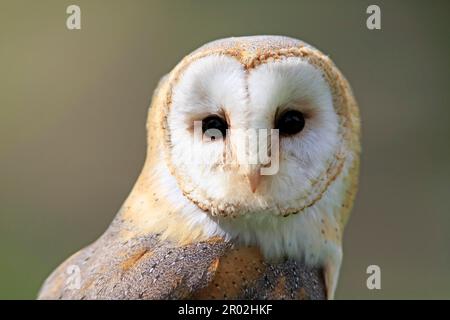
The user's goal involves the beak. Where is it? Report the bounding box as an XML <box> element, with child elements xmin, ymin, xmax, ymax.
<box><xmin>245</xmin><ymin>166</ymin><xmax>262</xmax><ymax>193</ymax></box>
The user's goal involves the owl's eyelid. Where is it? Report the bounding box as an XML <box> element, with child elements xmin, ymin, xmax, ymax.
<box><xmin>186</xmin><ymin>111</ymin><xmax>225</xmax><ymax>130</ymax></box>
<box><xmin>198</xmin><ymin>110</ymin><xmax>229</xmax><ymax>126</ymax></box>
<box><xmin>277</xmin><ymin>100</ymin><xmax>313</xmax><ymax>120</ymax></box>
<box><xmin>197</xmin><ymin>108</ymin><xmax>226</xmax><ymax>119</ymax></box>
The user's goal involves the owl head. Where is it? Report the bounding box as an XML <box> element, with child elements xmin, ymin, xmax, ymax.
<box><xmin>147</xmin><ymin>36</ymin><xmax>360</xmax><ymax>218</ymax></box>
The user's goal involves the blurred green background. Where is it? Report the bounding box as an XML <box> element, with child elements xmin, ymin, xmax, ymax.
<box><xmin>1</xmin><ymin>0</ymin><xmax>449</xmax><ymax>299</ymax></box>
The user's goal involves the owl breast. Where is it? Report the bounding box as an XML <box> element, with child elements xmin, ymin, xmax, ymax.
<box><xmin>38</xmin><ymin>229</ymin><xmax>325</xmax><ymax>299</ymax></box>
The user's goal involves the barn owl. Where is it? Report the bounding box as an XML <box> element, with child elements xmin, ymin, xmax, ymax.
<box><xmin>38</xmin><ymin>36</ymin><xmax>360</xmax><ymax>300</ymax></box>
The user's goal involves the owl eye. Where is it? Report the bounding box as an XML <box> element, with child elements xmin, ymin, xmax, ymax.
<box><xmin>276</xmin><ymin>110</ymin><xmax>305</xmax><ymax>136</ymax></box>
<box><xmin>202</xmin><ymin>115</ymin><xmax>228</xmax><ymax>140</ymax></box>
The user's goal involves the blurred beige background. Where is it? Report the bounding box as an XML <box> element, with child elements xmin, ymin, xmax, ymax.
<box><xmin>1</xmin><ymin>0</ymin><xmax>449</xmax><ymax>299</ymax></box>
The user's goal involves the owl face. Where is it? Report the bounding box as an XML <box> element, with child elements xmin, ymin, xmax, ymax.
<box><xmin>165</xmin><ymin>53</ymin><xmax>342</xmax><ymax>217</ymax></box>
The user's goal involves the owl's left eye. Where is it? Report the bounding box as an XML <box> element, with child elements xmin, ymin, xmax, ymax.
<box><xmin>201</xmin><ymin>115</ymin><xmax>228</xmax><ymax>140</ymax></box>
<box><xmin>275</xmin><ymin>110</ymin><xmax>305</xmax><ymax>136</ymax></box>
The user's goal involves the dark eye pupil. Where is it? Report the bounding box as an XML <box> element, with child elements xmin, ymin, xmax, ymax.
<box><xmin>276</xmin><ymin>110</ymin><xmax>305</xmax><ymax>135</ymax></box>
<box><xmin>202</xmin><ymin>116</ymin><xmax>228</xmax><ymax>140</ymax></box>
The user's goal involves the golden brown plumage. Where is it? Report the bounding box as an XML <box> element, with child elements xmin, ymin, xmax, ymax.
<box><xmin>38</xmin><ymin>36</ymin><xmax>360</xmax><ymax>300</ymax></box>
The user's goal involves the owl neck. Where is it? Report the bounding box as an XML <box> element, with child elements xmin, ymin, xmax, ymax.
<box><xmin>115</xmin><ymin>148</ymin><xmax>344</xmax><ymax>266</ymax></box>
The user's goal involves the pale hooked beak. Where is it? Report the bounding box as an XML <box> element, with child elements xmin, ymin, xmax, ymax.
<box><xmin>245</xmin><ymin>165</ymin><xmax>262</xmax><ymax>193</ymax></box>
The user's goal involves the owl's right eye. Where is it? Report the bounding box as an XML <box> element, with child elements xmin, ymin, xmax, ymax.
<box><xmin>201</xmin><ymin>115</ymin><xmax>228</xmax><ymax>140</ymax></box>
